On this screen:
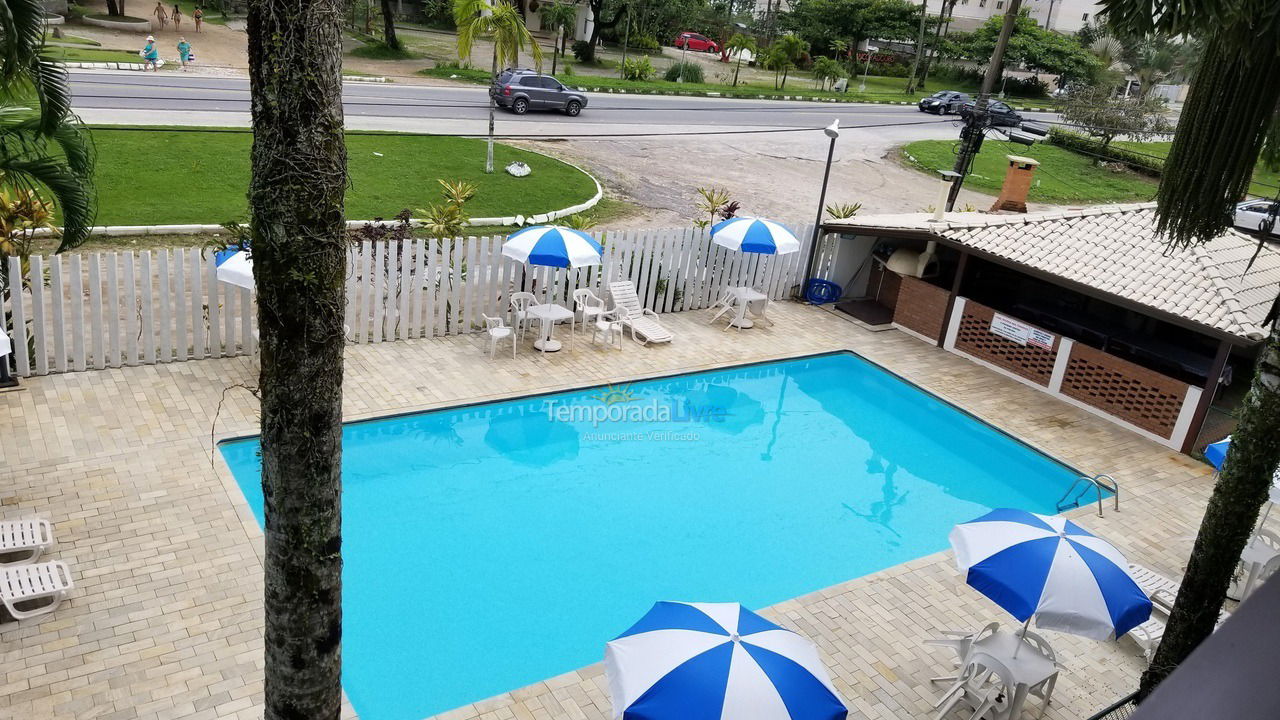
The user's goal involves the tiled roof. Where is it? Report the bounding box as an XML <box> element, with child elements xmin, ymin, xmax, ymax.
<box><xmin>827</xmin><ymin>203</ymin><xmax>1280</xmax><ymax>341</ymax></box>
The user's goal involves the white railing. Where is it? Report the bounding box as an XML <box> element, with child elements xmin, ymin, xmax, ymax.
<box><xmin>3</xmin><ymin>224</ymin><xmax>837</xmax><ymax>378</ymax></box>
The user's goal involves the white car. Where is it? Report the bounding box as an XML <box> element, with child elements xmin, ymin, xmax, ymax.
<box><xmin>1234</xmin><ymin>199</ymin><xmax>1280</xmax><ymax>237</ymax></box>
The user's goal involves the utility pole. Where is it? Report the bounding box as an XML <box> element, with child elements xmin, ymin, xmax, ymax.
<box><xmin>944</xmin><ymin>0</ymin><xmax>1022</xmax><ymax>211</ymax></box>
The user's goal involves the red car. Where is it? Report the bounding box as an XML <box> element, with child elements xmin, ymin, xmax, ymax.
<box><xmin>674</xmin><ymin>32</ymin><xmax>719</xmax><ymax>53</ymax></box>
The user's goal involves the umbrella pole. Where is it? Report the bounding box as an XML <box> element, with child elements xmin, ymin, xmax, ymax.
<box><xmin>1013</xmin><ymin>617</ymin><xmax>1030</xmax><ymax>658</ymax></box>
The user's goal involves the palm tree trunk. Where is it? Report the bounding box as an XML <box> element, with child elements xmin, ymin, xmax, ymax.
<box><xmin>487</xmin><ymin>49</ymin><xmax>497</xmax><ymax>174</ymax></box>
<box><xmin>246</xmin><ymin>0</ymin><xmax>347</xmax><ymax>715</ymax></box>
<box><xmin>552</xmin><ymin>30</ymin><xmax>560</xmax><ymax>74</ymax></box>
<box><xmin>380</xmin><ymin>0</ymin><xmax>399</xmax><ymax>49</ymax></box>
<box><xmin>920</xmin><ymin>0</ymin><xmax>954</xmax><ymax>88</ymax></box>
<box><xmin>905</xmin><ymin>0</ymin><xmax>929</xmax><ymax>94</ymax></box>
<box><xmin>733</xmin><ymin>55</ymin><xmax>741</xmax><ymax>86</ymax></box>
<box><xmin>1139</xmin><ymin>320</ymin><xmax>1280</xmax><ymax>697</ymax></box>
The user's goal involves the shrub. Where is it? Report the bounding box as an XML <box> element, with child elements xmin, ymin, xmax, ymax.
<box><xmin>1047</xmin><ymin>128</ymin><xmax>1164</xmax><ymax>178</ymax></box>
<box><xmin>621</xmin><ymin>57</ymin><xmax>655</xmax><ymax>81</ymax></box>
<box><xmin>664</xmin><ymin>61</ymin><xmax>703</xmax><ymax>83</ymax></box>
<box><xmin>1004</xmin><ymin>76</ymin><xmax>1050</xmax><ymax>99</ymax></box>
<box><xmin>571</xmin><ymin>40</ymin><xmax>593</xmax><ymax>62</ymax></box>
<box><xmin>932</xmin><ymin>64</ymin><xmax>984</xmax><ymax>86</ymax></box>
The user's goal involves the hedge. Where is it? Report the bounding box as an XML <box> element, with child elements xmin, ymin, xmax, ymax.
<box><xmin>1048</xmin><ymin>128</ymin><xmax>1164</xmax><ymax>179</ymax></box>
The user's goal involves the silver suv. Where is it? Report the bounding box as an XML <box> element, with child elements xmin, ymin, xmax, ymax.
<box><xmin>491</xmin><ymin>69</ymin><xmax>588</xmax><ymax>116</ymax></box>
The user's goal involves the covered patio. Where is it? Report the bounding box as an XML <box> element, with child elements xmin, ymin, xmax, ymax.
<box><xmin>820</xmin><ymin>203</ymin><xmax>1279</xmax><ymax>453</ymax></box>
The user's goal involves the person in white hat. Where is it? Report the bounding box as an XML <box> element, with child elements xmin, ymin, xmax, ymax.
<box><xmin>141</xmin><ymin>36</ymin><xmax>159</xmax><ymax>72</ymax></box>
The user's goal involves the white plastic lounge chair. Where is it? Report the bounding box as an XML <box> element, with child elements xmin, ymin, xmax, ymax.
<box><xmin>1126</xmin><ymin>563</ymin><xmax>1231</xmax><ymax>661</ymax></box>
<box><xmin>608</xmin><ymin>281</ymin><xmax>674</xmax><ymax>345</ymax></box>
<box><xmin>0</xmin><ymin>560</ymin><xmax>73</xmax><ymax>620</ymax></box>
<box><xmin>0</xmin><ymin>518</ymin><xmax>54</xmax><ymax>566</ymax></box>
<box><xmin>481</xmin><ymin>314</ymin><xmax>516</xmax><ymax>359</ymax></box>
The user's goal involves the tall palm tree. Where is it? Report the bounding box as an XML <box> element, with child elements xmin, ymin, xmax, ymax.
<box><xmin>454</xmin><ymin>0</ymin><xmax>543</xmax><ymax>174</ymax></box>
<box><xmin>1101</xmin><ymin>0</ymin><xmax>1280</xmax><ymax>699</ymax></box>
<box><xmin>246</xmin><ymin>0</ymin><xmax>348</xmax><ymax>714</ymax></box>
<box><xmin>727</xmin><ymin>33</ymin><xmax>757</xmax><ymax>87</ymax></box>
<box><xmin>0</xmin><ymin>0</ymin><xmax>95</xmax><ymax>254</ymax></box>
<box><xmin>540</xmin><ymin>1</ymin><xmax>577</xmax><ymax>75</ymax></box>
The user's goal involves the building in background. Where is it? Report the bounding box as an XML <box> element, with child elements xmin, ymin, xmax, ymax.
<box><xmin>931</xmin><ymin>0</ymin><xmax>1101</xmax><ymax>34</ymax></box>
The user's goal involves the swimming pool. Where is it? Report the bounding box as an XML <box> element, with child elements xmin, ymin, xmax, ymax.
<box><xmin>219</xmin><ymin>351</ymin><xmax>1081</xmax><ymax>719</ymax></box>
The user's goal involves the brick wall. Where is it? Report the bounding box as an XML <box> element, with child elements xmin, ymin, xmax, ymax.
<box><xmin>892</xmin><ymin>275</ymin><xmax>951</xmax><ymax>342</ymax></box>
<box><xmin>953</xmin><ymin>300</ymin><xmax>1060</xmax><ymax>386</ymax></box>
<box><xmin>1061</xmin><ymin>342</ymin><xmax>1190</xmax><ymax>439</ymax></box>
<box><xmin>868</xmin><ymin>263</ymin><xmax>902</xmax><ymax>309</ymax></box>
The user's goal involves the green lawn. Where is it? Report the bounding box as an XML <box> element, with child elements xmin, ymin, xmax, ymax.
<box><xmin>1112</xmin><ymin>141</ymin><xmax>1280</xmax><ymax>198</ymax></box>
<box><xmin>44</xmin><ymin>32</ymin><xmax>101</xmax><ymax>46</ymax></box>
<box><xmin>88</xmin><ymin>128</ymin><xmax>598</xmax><ymax>225</ymax></box>
<box><xmin>45</xmin><ymin>47</ymin><xmax>155</xmax><ymax>64</ymax></box>
<box><xmin>902</xmin><ymin>139</ymin><xmax>1159</xmax><ymax>205</ymax></box>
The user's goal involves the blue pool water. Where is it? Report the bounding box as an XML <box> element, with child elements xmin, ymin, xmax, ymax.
<box><xmin>219</xmin><ymin>351</ymin><xmax>1080</xmax><ymax>719</ymax></box>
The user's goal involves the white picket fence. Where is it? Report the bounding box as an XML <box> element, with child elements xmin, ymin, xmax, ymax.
<box><xmin>3</xmin><ymin>224</ymin><xmax>837</xmax><ymax>378</ymax></box>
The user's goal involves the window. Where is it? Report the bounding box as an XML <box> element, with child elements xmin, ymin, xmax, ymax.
<box><xmin>1082</xmin><ymin>12</ymin><xmax>1089</xmax><ymax>21</ymax></box>
<box><xmin>978</xmin><ymin>0</ymin><xmax>986</xmax><ymax>7</ymax></box>
<box><xmin>960</xmin><ymin>0</ymin><xmax>968</xmax><ymax>4</ymax></box>
<box><xmin>519</xmin><ymin>77</ymin><xmax>540</xmax><ymax>87</ymax></box>
<box><xmin>995</xmin><ymin>0</ymin><xmax>1004</xmax><ymax>7</ymax></box>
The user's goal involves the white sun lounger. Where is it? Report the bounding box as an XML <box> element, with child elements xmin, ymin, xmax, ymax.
<box><xmin>0</xmin><ymin>517</ymin><xmax>55</xmax><ymax>566</ymax></box>
<box><xmin>1125</xmin><ymin>563</ymin><xmax>1230</xmax><ymax>661</ymax></box>
<box><xmin>0</xmin><ymin>560</ymin><xmax>73</xmax><ymax>621</ymax></box>
<box><xmin>608</xmin><ymin>281</ymin><xmax>674</xmax><ymax>345</ymax></box>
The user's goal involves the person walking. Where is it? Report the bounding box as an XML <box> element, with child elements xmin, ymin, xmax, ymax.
<box><xmin>193</xmin><ymin>6</ymin><xmax>203</xmax><ymax>33</ymax></box>
<box><xmin>152</xmin><ymin>1</ymin><xmax>168</xmax><ymax>31</ymax></box>
<box><xmin>141</xmin><ymin>36</ymin><xmax>159</xmax><ymax>71</ymax></box>
<box><xmin>177</xmin><ymin>37</ymin><xmax>192</xmax><ymax>71</ymax></box>
<box><xmin>172</xmin><ymin>5</ymin><xmax>182</xmax><ymax>33</ymax></box>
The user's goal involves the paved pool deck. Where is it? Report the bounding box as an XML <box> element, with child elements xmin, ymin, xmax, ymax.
<box><xmin>0</xmin><ymin>301</ymin><xmax>1230</xmax><ymax>720</ymax></box>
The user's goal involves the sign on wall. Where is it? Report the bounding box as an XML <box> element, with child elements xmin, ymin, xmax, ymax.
<box><xmin>990</xmin><ymin>312</ymin><xmax>1055</xmax><ymax>350</ymax></box>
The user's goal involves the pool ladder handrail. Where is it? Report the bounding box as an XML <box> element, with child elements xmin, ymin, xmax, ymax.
<box><xmin>1057</xmin><ymin>473</ymin><xmax>1119</xmax><ymax>517</ymax></box>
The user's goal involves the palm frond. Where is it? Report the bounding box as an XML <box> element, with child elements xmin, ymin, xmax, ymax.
<box><xmin>30</xmin><ymin>58</ymin><xmax>73</xmax><ymax>134</ymax></box>
<box><xmin>0</xmin><ymin>0</ymin><xmax>47</xmax><ymax>85</ymax></box>
<box><xmin>0</xmin><ymin>153</ymin><xmax>96</xmax><ymax>251</ymax></box>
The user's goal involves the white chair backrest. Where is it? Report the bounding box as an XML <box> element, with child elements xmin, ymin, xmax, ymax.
<box><xmin>510</xmin><ymin>292</ymin><xmax>538</xmax><ymax>311</ymax></box>
<box><xmin>1256</xmin><ymin>528</ymin><xmax>1280</xmax><ymax>553</ymax></box>
<box><xmin>573</xmin><ymin>288</ymin><xmax>602</xmax><ymax>310</ymax></box>
<box><xmin>1019</xmin><ymin>629</ymin><xmax>1057</xmax><ymax>664</ymax></box>
<box><xmin>482</xmin><ymin>314</ymin><xmax>505</xmax><ymax>330</ymax></box>
<box><xmin>609</xmin><ymin>282</ymin><xmax>642</xmax><ymax>316</ymax></box>
<box><xmin>966</xmin><ymin>650</ymin><xmax>1018</xmax><ymax>696</ymax></box>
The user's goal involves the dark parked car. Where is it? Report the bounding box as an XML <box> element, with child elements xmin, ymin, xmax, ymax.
<box><xmin>491</xmin><ymin>69</ymin><xmax>589</xmax><ymax>116</ymax></box>
<box><xmin>958</xmin><ymin>99</ymin><xmax>1023</xmax><ymax>128</ymax></box>
<box><xmin>917</xmin><ymin>90</ymin><xmax>970</xmax><ymax>115</ymax></box>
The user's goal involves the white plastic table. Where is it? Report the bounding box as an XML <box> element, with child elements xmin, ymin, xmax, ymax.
<box><xmin>1237</xmin><ymin>533</ymin><xmax>1280</xmax><ymax>600</ymax></box>
<box><xmin>710</xmin><ymin>286</ymin><xmax>769</xmax><ymax>329</ymax></box>
<box><xmin>969</xmin><ymin>631</ymin><xmax>1059</xmax><ymax>719</ymax></box>
<box><xmin>0</xmin><ymin>324</ymin><xmax>10</xmax><ymax>358</ymax></box>
<box><xmin>525</xmin><ymin>303</ymin><xmax>574</xmax><ymax>352</ymax></box>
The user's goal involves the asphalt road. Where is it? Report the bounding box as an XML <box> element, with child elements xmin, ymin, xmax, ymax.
<box><xmin>68</xmin><ymin>70</ymin><xmax>1019</xmax><ymax>137</ymax></box>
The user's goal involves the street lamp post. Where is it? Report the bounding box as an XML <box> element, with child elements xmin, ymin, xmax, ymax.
<box><xmin>858</xmin><ymin>45</ymin><xmax>875</xmax><ymax>92</ymax></box>
<box><xmin>800</xmin><ymin>119</ymin><xmax>840</xmax><ymax>301</ymax></box>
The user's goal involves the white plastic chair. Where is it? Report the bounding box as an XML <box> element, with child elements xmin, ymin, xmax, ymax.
<box><xmin>0</xmin><ymin>560</ymin><xmax>73</xmax><ymax>621</ymax></box>
<box><xmin>608</xmin><ymin>281</ymin><xmax>673</xmax><ymax>345</ymax></box>
<box><xmin>508</xmin><ymin>292</ymin><xmax>539</xmax><ymax>343</ymax></box>
<box><xmin>0</xmin><ymin>518</ymin><xmax>55</xmax><ymax>566</ymax></box>
<box><xmin>929</xmin><ymin>622</ymin><xmax>1000</xmax><ymax>686</ymax></box>
<box><xmin>572</xmin><ymin>288</ymin><xmax>606</xmax><ymax>338</ymax></box>
<box><xmin>591</xmin><ymin>309</ymin><xmax>625</xmax><ymax>351</ymax></box>
<box><xmin>482</xmin><ymin>314</ymin><xmax>516</xmax><ymax>359</ymax></box>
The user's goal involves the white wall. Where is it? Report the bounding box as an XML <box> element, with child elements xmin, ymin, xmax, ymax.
<box><xmin>931</xmin><ymin>0</ymin><xmax>1100</xmax><ymax>34</ymax></box>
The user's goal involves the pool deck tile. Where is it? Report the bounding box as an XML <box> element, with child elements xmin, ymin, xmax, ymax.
<box><xmin>0</xmin><ymin>301</ymin><xmax>1255</xmax><ymax>720</ymax></box>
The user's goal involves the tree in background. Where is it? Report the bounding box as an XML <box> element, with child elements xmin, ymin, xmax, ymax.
<box><xmin>580</xmin><ymin>0</ymin><xmax>629</xmax><ymax>62</ymax></box>
<box><xmin>811</xmin><ymin>55</ymin><xmax>846</xmax><ymax>90</ymax></box>
<box><xmin>0</xmin><ymin>0</ymin><xmax>95</xmax><ymax>257</ymax></box>
<box><xmin>1059</xmin><ymin>85</ymin><xmax>1172</xmax><ymax>151</ymax></box>
<box><xmin>381</xmin><ymin>0</ymin><xmax>402</xmax><ymax>49</ymax></box>
<box><xmin>781</xmin><ymin>0</ymin><xmax>919</xmax><ymax>58</ymax></box>
<box><xmin>766</xmin><ymin>34</ymin><xmax>807</xmax><ymax>89</ymax></box>
<box><xmin>454</xmin><ymin>0</ymin><xmax>542</xmax><ymax>173</ymax></box>
<box><xmin>1099</xmin><ymin>0</ymin><xmax>1280</xmax><ymax>699</ymax></box>
<box><xmin>541</xmin><ymin>1</ymin><xmax>578</xmax><ymax>74</ymax></box>
<box><xmin>915</xmin><ymin>0</ymin><xmax>956</xmax><ymax>90</ymax></box>
<box><xmin>245</xmin><ymin>0</ymin><xmax>348</xmax><ymax>713</ymax></box>
<box><xmin>945</xmin><ymin>10</ymin><xmax>1100</xmax><ymax>87</ymax></box>
<box><xmin>726</xmin><ymin>33</ymin><xmax>756</xmax><ymax>86</ymax></box>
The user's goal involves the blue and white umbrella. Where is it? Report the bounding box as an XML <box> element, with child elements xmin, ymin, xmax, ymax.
<box><xmin>950</xmin><ymin>509</ymin><xmax>1151</xmax><ymax>641</ymax></box>
<box><xmin>605</xmin><ymin>601</ymin><xmax>847</xmax><ymax>720</ymax></box>
<box><xmin>215</xmin><ymin>248</ymin><xmax>254</xmax><ymax>291</ymax></box>
<box><xmin>1203</xmin><ymin>436</ymin><xmax>1280</xmax><ymax>523</ymax></box>
<box><xmin>710</xmin><ymin>217</ymin><xmax>801</xmax><ymax>255</ymax></box>
<box><xmin>502</xmin><ymin>225</ymin><xmax>603</xmax><ymax>268</ymax></box>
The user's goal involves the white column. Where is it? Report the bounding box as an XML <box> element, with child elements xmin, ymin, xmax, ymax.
<box><xmin>1048</xmin><ymin>337</ymin><xmax>1073</xmax><ymax>393</ymax></box>
<box><xmin>1171</xmin><ymin>386</ymin><xmax>1205</xmax><ymax>449</ymax></box>
<box><xmin>942</xmin><ymin>296</ymin><xmax>966</xmax><ymax>351</ymax></box>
